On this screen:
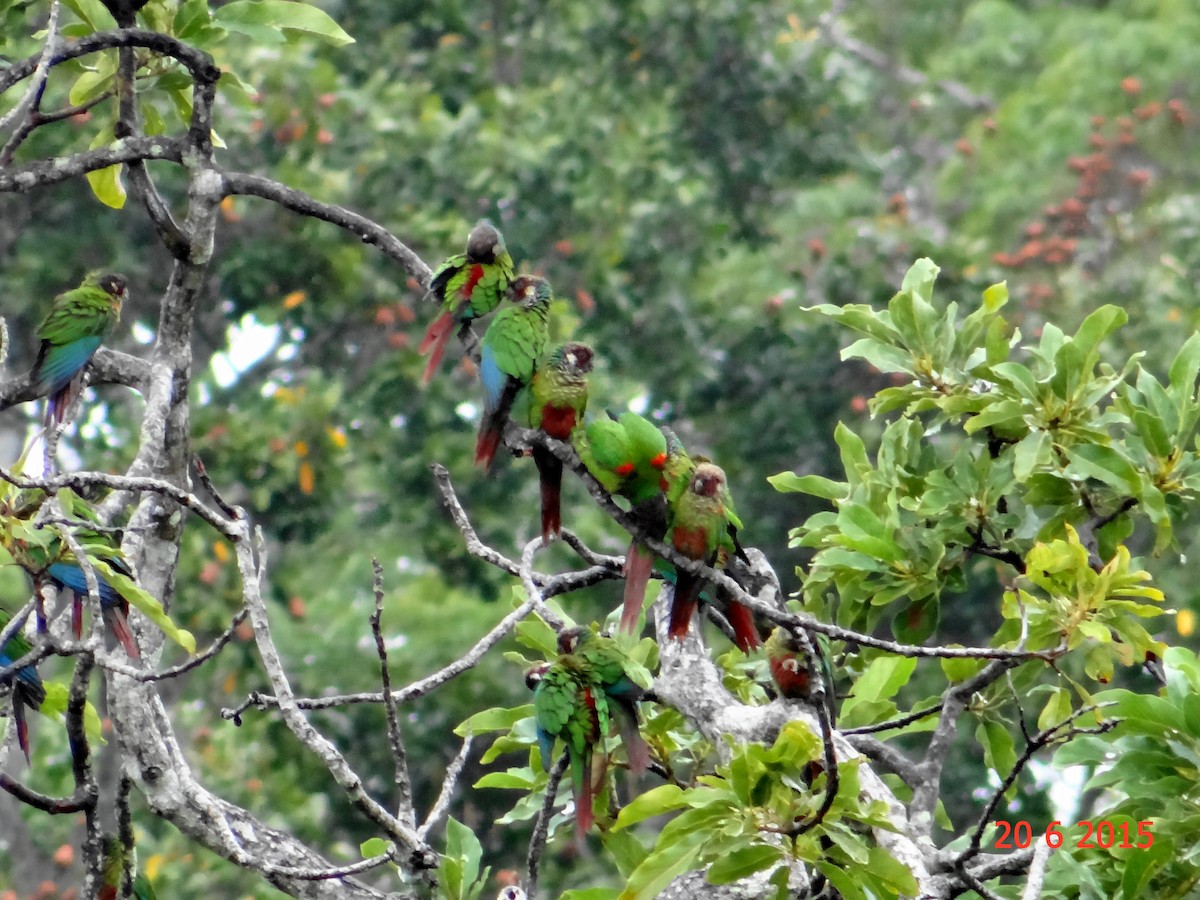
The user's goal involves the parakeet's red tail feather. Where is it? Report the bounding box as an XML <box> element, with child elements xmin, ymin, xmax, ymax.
<box><xmin>475</xmin><ymin>421</ymin><xmax>503</xmax><ymax>470</ymax></box>
<box><xmin>573</xmin><ymin>754</ymin><xmax>595</xmax><ymax>841</ymax></box>
<box><xmin>533</xmin><ymin>446</ymin><xmax>563</xmax><ymax>545</ymax></box>
<box><xmin>13</xmin><ymin>697</ymin><xmax>30</xmax><ymax>764</ymax></box>
<box><xmin>418</xmin><ymin>312</ymin><xmax>455</xmax><ymax>384</ymax></box>
<box><xmin>103</xmin><ymin>604</ymin><xmax>141</xmax><ymax>659</ymax></box>
<box><xmin>620</xmin><ymin>543</ymin><xmax>654</xmax><ymax>634</ymax></box>
<box><xmin>725</xmin><ymin>600</ymin><xmax>761</xmax><ymax>652</ymax></box>
<box><xmin>668</xmin><ymin>576</ymin><xmax>703</xmax><ymax>641</ymax></box>
<box><xmin>71</xmin><ymin>595</ymin><xmax>83</xmax><ymax>640</ymax></box>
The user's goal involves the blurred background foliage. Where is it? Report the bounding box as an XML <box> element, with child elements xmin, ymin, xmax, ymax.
<box><xmin>1</xmin><ymin>0</ymin><xmax>1199</xmax><ymax>896</ymax></box>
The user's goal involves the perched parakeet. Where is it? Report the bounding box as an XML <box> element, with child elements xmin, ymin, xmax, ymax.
<box><xmin>666</xmin><ymin>462</ymin><xmax>758</xmax><ymax>650</ymax></box>
<box><xmin>418</xmin><ymin>220</ymin><xmax>514</xmax><ymax>384</ymax></box>
<box><xmin>475</xmin><ymin>275</ymin><xmax>551</xmax><ymax>469</ymax></box>
<box><xmin>100</xmin><ymin>834</ymin><xmax>157</xmax><ymax>900</ymax></box>
<box><xmin>576</xmin><ymin>413</ymin><xmax>669</xmax><ymax>634</ymax></box>
<box><xmin>0</xmin><ymin>605</ymin><xmax>45</xmax><ymax>764</ymax></box>
<box><xmin>557</xmin><ymin>626</ymin><xmax>649</xmax><ymax>775</ymax></box>
<box><xmin>530</xmin><ymin>657</ymin><xmax>609</xmax><ymax>840</ymax></box>
<box><xmin>765</xmin><ymin>627</ymin><xmax>834</xmax><ymax>719</ymax></box>
<box><xmin>48</xmin><ymin>490</ymin><xmax>141</xmax><ymax>659</ymax></box>
<box><xmin>528</xmin><ymin>342</ymin><xmax>594</xmax><ymax>544</ymax></box>
<box><xmin>1</xmin><ymin>272</ymin><xmax>127</xmax><ymax>425</ymax></box>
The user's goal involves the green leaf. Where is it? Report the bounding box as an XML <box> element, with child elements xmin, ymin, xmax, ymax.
<box><xmin>359</xmin><ymin>837</ymin><xmax>388</xmax><ymax>857</ymax></box>
<box><xmin>618</xmin><ymin>831</ymin><xmax>707</xmax><ymax>900</ymax></box>
<box><xmin>1072</xmin><ymin>305</ymin><xmax>1127</xmax><ymax>361</ymax></box>
<box><xmin>1037</xmin><ymin>686</ymin><xmax>1073</xmax><ymax>731</ymax></box>
<box><xmin>562</xmin><ymin>891</ymin><xmax>621</xmax><ymax>900</ymax></box>
<box><xmin>453</xmin><ymin>705</ymin><xmax>532</xmax><ymax>737</ymax></box>
<box><xmin>1064</xmin><ymin>444</ymin><xmax>1141</xmax><ymax>494</ymax></box>
<box><xmin>1012</xmin><ymin>430</ymin><xmax>1050</xmax><ymax>481</ymax></box>
<box><xmin>976</xmin><ymin>720</ymin><xmax>1017</xmax><ymax>778</ymax></box>
<box><xmin>706</xmin><ymin>844</ymin><xmax>782</xmax><ymax>884</ymax></box>
<box><xmin>61</xmin><ymin>0</ymin><xmax>116</xmax><ymax>30</ymax></box>
<box><xmin>215</xmin><ymin>1</ymin><xmax>354</xmax><ymax>46</ymax></box>
<box><xmin>848</xmin><ymin>656</ymin><xmax>916</xmax><ymax>704</ymax></box>
<box><xmin>474</xmin><ymin>770</ymin><xmax>535</xmax><ymax>790</ymax></box>
<box><xmin>900</xmin><ymin>258</ymin><xmax>940</xmax><ymax>303</ymax></box>
<box><xmin>612</xmin><ymin>784</ymin><xmax>687</xmax><ymax>831</ymax></box>
<box><xmin>767</xmin><ymin>472</ymin><xmax>847</xmax><ymax>500</ymax></box>
<box><xmin>981</xmin><ymin>281</ymin><xmax>1008</xmax><ymax>312</ymax></box>
<box><xmin>444</xmin><ymin>818</ymin><xmax>483</xmax><ymax>893</ymax></box>
<box><xmin>85</xmin><ymin>127</ymin><xmax>125</xmax><ymax>210</ymax></box>
<box><xmin>89</xmin><ymin>557</ymin><xmax>195</xmax><ymax>652</ymax></box>
<box><xmin>68</xmin><ymin>69</ymin><xmax>112</xmax><ymax>106</ymax></box>
<box><xmin>834</xmin><ymin>422</ymin><xmax>870</xmax><ymax>483</ymax></box>
<box><xmin>40</xmin><ymin>683</ymin><xmax>106</xmax><ymax>745</ymax></box>
<box><xmin>866</xmin><ymin>846</ymin><xmax>918</xmax><ymax>894</ymax></box>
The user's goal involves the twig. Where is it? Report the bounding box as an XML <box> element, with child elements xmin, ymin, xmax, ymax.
<box><xmin>234</xmin><ymin>524</ymin><xmax>437</xmax><ymax>874</ymax></box>
<box><xmin>221</xmin><ymin>171</ymin><xmax>431</xmax><ymax>287</ymax></box>
<box><xmin>371</xmin><ymin>558</ymin><xmax>416</xmax><ymax>830</ymax></box>
<box><xmin>526</xmin><ymin>750</ymin><xmax>569</xmax><ymax>899</ymax></box>
<box><xmin>0</xmin><ymin>0</ymin><xmax>61</xmax><ymax>149</ymax></box>
<box><xmin>1021</xmin><ymin>840</ymin><xmax>1052</xmax><ymax>900</ymax></box>
<box><xmin>418</xmin><ymin>733</ymin><xmax>474</xmax><ymax>840</ymax></box>
<box><xmin>66</xmin><ymin>649</ymin><xmax>102</xmax><ymax>898</ymax></box>
<box><xmin>842</xmin><ymin>701</ymin><xmax>943</xmax><ymax>735</ymax></box>
<box><xmin>0</xmin><ymin>465</ymin><xmax>240</xmax><ymax>539</ymax></box>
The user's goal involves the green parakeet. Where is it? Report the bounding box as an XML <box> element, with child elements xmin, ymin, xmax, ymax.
<box><xmin>528</xmin><ymin>342</ymin><xmax>594</xmax><ymax>544</ymax></box>
<box><xmin>419</xmin><ymin>220</ymin><xmax>514</xmax><ymax>384</ymax></box>
<box><xmin>666</xmin><ymin>462</ymin><xmax>758</xmax><ymax>649</ymax></box>
<box><xmin>557</xmin><ymin>626</ymin><xmax>649</xmax><ymax>774</ymax></box>
<box><xmin>100</xmin><ymin>834</ymin><xmax>157</xmax><ymax>900</ymax></box>
<box><xmin>0</xmin><ymin>605</ymin><xmax>44</xmax><ymax>764</ymax></box>
<box><xmin>576</xmin><ymin>413</ymin><xmax>669</xmax><ymax>634</ymax></box>
<box><xmin>765</xmin><ymin>627</ymin><xmax>836</xmax><ymax>720</ymax></box>
<box><xmin>1</xmin><ymin>272</ymin><xmax>127</xmax><ymax>425</ymax></box>
<box><xmin>530</xmin><ymin>657</ymin><xmax>609</xmax><ymax>839</ymax></box>
<box><xmin>475</xmin><ymin>275</ymin><xmax>551</xmax><ymax>469</ymax></box>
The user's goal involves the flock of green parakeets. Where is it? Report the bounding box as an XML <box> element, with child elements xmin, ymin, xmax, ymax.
<box><xmin>0</xmin><ymin>220</ymin><xmax>816</xmax><ymax>869</ymax></box>
<box><xmin>420</xmin><ymin>221</ymin><xmax>819</xmax><ymax>838</ymax></box>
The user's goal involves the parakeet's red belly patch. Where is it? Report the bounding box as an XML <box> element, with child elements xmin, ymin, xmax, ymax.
<box><xmin>541</xmin><ymin>405</ymin><xmax>578</xmax><ymax>440</ymax></box>
<box><xmin>459</xmin><ymin>263</ymin><xmax>485</xmax><ymax>298</ymax></box>
<box><xmin>673</xmin><ymin>526</ymin><xmax>709</xmax><ymax>558</ymax></box>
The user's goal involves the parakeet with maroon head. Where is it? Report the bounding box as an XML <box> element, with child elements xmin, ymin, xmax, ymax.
<box><xmin>475</xmin><ymin>275</ymin><xmax>551</xmax><ymax>469</ymax></box>
<box><xmin>557</xmin><ymin>625</ymin><xmax>649</xmax><ymax>774</ymax></box>
<box><xmin>529</xmin><ymin>655</ymin><xmax>610</xmax><ymax>840</ymax></box>
<box><xmin>528</xmin><ymin>342</ymin><xmax>594</xmax><ymax>544</ymax></box>
<box><xmin>0</xmin><ymin>272</ymin><xmax>127</xmax><ymax>426</ymax></box>
<box><xmin>0</xmin><ymin>605</ymin><xmax>45</xmax><ymax>764</ymax></box>
<box><xmin>419</xmin><ymin>220</ymin><xmax>514</xmax><ymax>384</ymax></box>
<box><xmin>666</xmin><ymin>462</ymin><xmax>758</xmax><ymax>650</ymax></box>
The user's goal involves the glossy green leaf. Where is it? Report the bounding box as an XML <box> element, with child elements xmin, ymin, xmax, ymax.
<box><xmin>215</xmin><ymin>0</ymin><xmax>354</xmax><ymax>46</ymax></box>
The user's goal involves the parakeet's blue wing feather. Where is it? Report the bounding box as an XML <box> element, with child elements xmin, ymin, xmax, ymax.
<box><xmin>32</xmin><ymin>336</ymin><xmax>104</xmax><ymax>395</ymax></box>
<box><xmin>479</xmin><ymin>343</ymin><xmax>508</xmax><ymax>416</ymax></box>
<box><xmin>47</xmin><ymin>561</ymin><xmax>123</xmax><ymax>608</ymax></box>
<box><xmin>0</xmin><ymin>648</ymin><xmax>43</xmax><ymax>701</ymax></box>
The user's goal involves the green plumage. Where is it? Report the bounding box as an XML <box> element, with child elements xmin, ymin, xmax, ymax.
<box><xmin>419</xmin><ymin>220</ymin><xmax>515</xmax><ymax>383</ymax></box>
<box><xmin>666</xmin><ymin>462</ymin><xmax>758</xmax><ymax>649</ymax></box>
<box><xmin>532</xmin><ymin>657</ymin><xmax>609</xmax><ymax>839</ymax></box>
<box><xmin>4</xmin><ymin>271</ymin><xmax>127</xmax><ymax>425</ymax></box>
<box><xmin>101</xmin><ymin>834</ymin><xmax>157</xmax><ymax>900</ymax></box>
<box><xmin>475</xmin><ymin>276</ymin><xmax>552</xmax><ymax>468</ymax></box>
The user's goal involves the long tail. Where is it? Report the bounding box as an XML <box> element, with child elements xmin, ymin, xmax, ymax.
<box><xmin>533</xmin><ymin>445</ymin><xmax>563</xmax><ymax>545</ymax></box>
<box><xmin>620</xmin><ymin>543</ymin><xmax>654</xmax><ymax>634</ymax></box>
<box><xmin>418</xmin><ymin>311</ymin><xmax>455</xmax><ymax>384</ymax></box>
<box><xmin>102</xmin><ymin>603</ymin><xmax>141</xmax><ymax>659</ymax></box>
<box><xmin>572</xmin><ymin>749</ymin><xmax>594</xmax><ymax>841</ymax></box>
<box><xmin>668</xmin><ymin>574</ymin><xmax>704</xmax><ymax>642</ymax></box>
<box><xmin>475</xmin><ymin>381</ymin><xmax>522</xmax><ymax>470</ymax></box>
<box><xmin>724</xmin><ymin>600</ymin><xmax>761</xmax><ymax>652</ymax></box>
<box><xmin>12</xmin><ymin>693</ymin><xmax>31</xmax><ymax>764</ymax></box>
<box><xmin>612</xmin><ymin>702</ymin><xmax>650</xmax><ymax>775</ymax></box>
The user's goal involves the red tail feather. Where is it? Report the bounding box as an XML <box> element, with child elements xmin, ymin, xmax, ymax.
<box><xmin>574</xmin><ymin>754</ymin><xmax>595</xmax><ymax>841</ymax></box>
<box><xmin>103</xmin><ymin>604</ymin><xmax>141</xmax><ymax>660</ymax></box>
<box><xmin>13</xmin><ymin>698</ymin><xmax>30</xmax><ymax>764</ymax></box>
<box><xmin>668</xmin><ymin>575</ymin><xmax>703</xmax><ymax>641</ymax></box>
<box><xmin>71</xmin><ymin>596</ymin><xmax>83</xmax><ymax>640</ymax></box>
<box><xmin>475</xmin><ymin>423</ymin><xmax>502</xmax><ymax>470</ymax></box>
<box><xmin>534</xmin><ymin>447</ymin><xmax>562</xmax><ymax>545</ymax></box>
<box><xmin>724</xmin><ymin>600</ymin><xmax>761</xmax><ymax>652</ymax></box>
<box><xmin>620</xmin><ymin>543</ymin><xmax>654</xmax><ymax>634</ymax></box>
<box><xmin>418</xmin><ymin>312</ymin><xmax>455</xmax><ymax>384</ymax></box>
